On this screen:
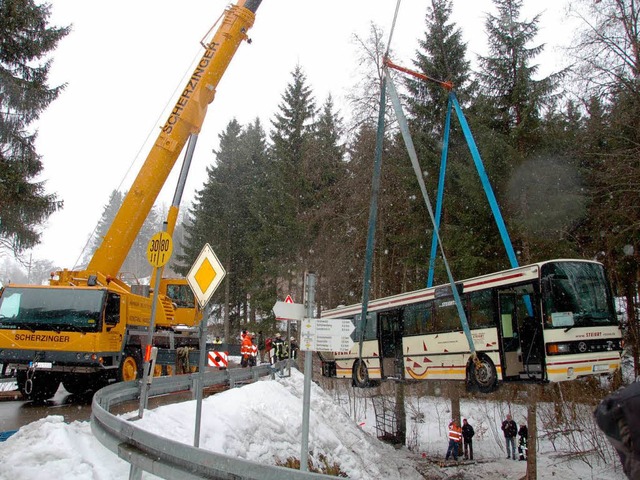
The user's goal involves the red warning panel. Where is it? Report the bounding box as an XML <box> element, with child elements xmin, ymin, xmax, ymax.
<box><xmin>207</xmin><ymin>350</ymin><xmax>228</xmax><ymax>368</ymax></box>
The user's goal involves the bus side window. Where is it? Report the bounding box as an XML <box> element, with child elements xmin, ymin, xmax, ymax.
<box><xmin>404</xmin><ymin>302</ymin><xmax>431</xmax><ymax>335</ymax></box>
<box><xmin>435</xmin><ymin>297</ymin><xmax>462</xmax><ymax>332</ymax></box>
<box><xmin>468</xmin><ymin>290</ymin><xmax>494</xmax><ymax>329</ymax></box>
<box><xmin>354</xmin><ymin>313</ymin><xmax>377</xmax><ymax>341</ymax></box>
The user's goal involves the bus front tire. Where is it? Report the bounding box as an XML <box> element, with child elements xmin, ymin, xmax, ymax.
<box><xmin>353</xmin><ymin>360</ymin><xmax>371</xmax><ymax>388</ymax></box>
<box><xmin>468</xmin><ymin>354</ymin><xmax>498</xmax><ymax>393</ymax></box>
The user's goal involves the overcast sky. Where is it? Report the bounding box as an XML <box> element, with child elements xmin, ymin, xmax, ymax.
<box><xmin>28</xmin><ymin>0</ymin><xmax>573</xmax><ymax>270</ymax></box>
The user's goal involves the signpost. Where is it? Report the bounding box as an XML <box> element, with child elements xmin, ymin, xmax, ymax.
<box><xmin>301</xmin><ymin>318</ymin><xmax>355</xmax><ymax>352</ymax></box>
<box><xmin>186</xmin><ymin>243</ymin><xmax>226</xmax><ymax>448</ymax></box>
<box><xmin>186</xmin><ymin>243</ymin><xmax>226</xmax><ymax>308</ymax></box>
<box><xmin>139</xmin><ymin>230</ymin><xmax>174</xmax><ymax>419</ymax></box>
<box><xmin>273</xmin><ymin>299</ymin><xmax>305</xmax><ymax>321</ymax></box>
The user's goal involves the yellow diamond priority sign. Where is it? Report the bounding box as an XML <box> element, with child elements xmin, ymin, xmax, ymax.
<box><xmin>186</xmin><ymin>243</ymin><xmax>226</xmax><ymax>307</ymax></box>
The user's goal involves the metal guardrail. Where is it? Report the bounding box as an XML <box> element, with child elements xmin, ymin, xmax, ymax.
<box><xmin>91</xmin><ymin>365</ymin><xmax>335</xmax><ymax>480</ymax></box>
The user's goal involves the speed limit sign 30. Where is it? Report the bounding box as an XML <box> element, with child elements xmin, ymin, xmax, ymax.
<box><xmin>147</xmin><ymin>231</ymin><xmax>173</xmax><ymax>267</ymax></box>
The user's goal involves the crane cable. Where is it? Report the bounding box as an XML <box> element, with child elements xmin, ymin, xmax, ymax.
<box><xmin>356</xmin><ymin>0</ymin><xmax>401</xmax><ymax>369</ymax></box>
<box><xmin>385</xmin><ymin>72</ymin><xmax>476</xmax><ymax>357</ymax></box>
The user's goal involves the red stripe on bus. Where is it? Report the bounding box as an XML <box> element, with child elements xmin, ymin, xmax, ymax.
<box><xmin>325</xmin><ymin>291</ymin><xmax>436</xmax><ymax>317</ymax></box>
<box><xmin>546</xmin><ymin>356</ymin><xmax>620</xmax><ymax>366</ymax></box>
<box><xmin>464</xmin><ymin>272</ymin><xmax>525</xmax><ymax>289</ymax></box>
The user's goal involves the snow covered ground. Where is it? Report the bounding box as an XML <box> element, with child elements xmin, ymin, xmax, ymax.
<box><xmin>0</xmin><ymin>366</ymin><xmax>630</xmax><ymax>480</ymax></box>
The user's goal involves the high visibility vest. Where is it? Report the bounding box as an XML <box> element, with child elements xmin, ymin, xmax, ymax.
<box><xmin>241</xmin><ymin>338</ymin><xmax>253</xmax><ymax>356</ymax></box>
<box><xmin>448</xmin><ymin>424</ymin><xmax>462</xmax><ymax>442</ymax></box>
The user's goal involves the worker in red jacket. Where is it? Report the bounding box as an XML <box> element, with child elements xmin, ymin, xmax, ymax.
<box><xmin>445</xmin><ymin>419</ymin><xmax>463</xmax><ymax>461</ymax></box>
<box><xmin>240</xmin><ymin>332</ymin><xmax>254</xmax><ymax>368</ymax></box>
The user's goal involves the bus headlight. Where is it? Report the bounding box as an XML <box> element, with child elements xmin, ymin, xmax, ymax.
<box><xmin>547</xmin><ymin>343</ymin><xmax>571</xmax><ymax>355</ymax></box>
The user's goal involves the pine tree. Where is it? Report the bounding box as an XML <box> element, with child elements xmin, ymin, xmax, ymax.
<box><xmin>471</xmin><ymin>0</ymin><xmax>565</xmax><ymax>267</ymax></box>
<box><xmin>267</xmin><ymin>65</ymin><xmax>317</xmax><ymax>297</ymax></box>
<box><xmin>402</xmin><ymin>0</ymin><xmax>486</xmax><ymax>283</ymax></box>
<box><xmin>476</xmin><ymin>0</ymin><xmax>558</xmax><ymax>152</ymax></box>
<box><xmin>0</xmin><ymin>0</ymin><xmax>69</xmax><ymax>255</ymax></box>
<box><xmin>406</xmin><ymin>0</ymin><xmax>473</xmax><ymax>132</ymax></box>
<box><xmin>179</xmin><ymin>119</ymin><xmax>273</xmax><ymax>328</ymax></box>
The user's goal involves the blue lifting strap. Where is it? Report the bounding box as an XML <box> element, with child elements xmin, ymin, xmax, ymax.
<box><xmin>358</xmin><ymin>76</ymin><xmax>387</xmax><ymax>361</ymax></box>
<box><xmin>387</xmin><ymin>73</ymin><xmax>475</xmax><ymax>354</ymax></box>
<box><xmin>427</xmin><ymin>92</ymin><xmax>520</xmax><ymax>289</ymax></box>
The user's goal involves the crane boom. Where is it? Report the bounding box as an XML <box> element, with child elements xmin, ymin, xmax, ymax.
<box><xmin>87</xmin><ymin>0</ymin><xmax>261</xmax><ymax>277</ymax></box>
<box><xmin>0</xmin><ymin>1</ymin><xmax>263</xmax><ymax>401</ymax></box>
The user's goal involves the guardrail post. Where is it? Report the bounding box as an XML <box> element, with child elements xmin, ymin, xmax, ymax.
<box><xmin>128</xmin><ymin>464</ymin><xmax>143</xmax><ymax>480</ymax></box>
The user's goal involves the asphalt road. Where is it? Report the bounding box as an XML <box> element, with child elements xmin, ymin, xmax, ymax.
<box><xmin>0</xmin><ymin>385</ymin><xmax>94</xmax><ymax>432</ymax></box>
<box><xmin>0</xmin><ymin>378</ymin><xmax>228</xmax><ymax>433</ymax></box>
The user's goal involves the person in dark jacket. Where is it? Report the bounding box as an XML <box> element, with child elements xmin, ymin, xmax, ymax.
<box><xmin>271</xmin><ymin>332</ymin><xmax>286</xmax><ymax>363</ymax></box>
<box><xmin>462</xmin><ymin>418</ymin><xmax>475</xmax><ymax>460</ymax></box>
<box><xmin>518</xmin><ymin>424</ymin><xmax>528</xmax><ymax>460</ymax></box>
<box><xmin>595</xmin><ymin>381</ymin><xmax>640</xmax><ymax>479</ymax></box>
<box><xmin>501</xmin><ymin>413</ymin><xmax>518</xmax><ymax>459</ymax></box>
<box><xmin>256</xmin><ymin>331</ymin><xmax>266</xmax><ymax>363</ymax></box>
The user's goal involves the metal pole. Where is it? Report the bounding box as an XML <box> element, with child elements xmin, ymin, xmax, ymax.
<box><xmin>138</xmin><ymin>265</ymin><xmax>163</xmax><ymax>418</ymax></box>
<box><xmin>194</xmin><ymin>314</ymin><xmax>207</xmax><ymax>447</ymax></box>
<box><xmin>287</xmin><ymin>317</ymin><xmax>292</xmax><ymax>377</ymax></box>
<box><xmin>300</xmin><ymin>272</ymin><xmax>316</xmax><ymax>472</ymax></box>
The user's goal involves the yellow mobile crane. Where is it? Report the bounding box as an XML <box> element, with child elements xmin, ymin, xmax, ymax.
<box><xmin>0</xmin><ymin>0</ymin><xmax>262</xmax><ymax>401</ymax></box>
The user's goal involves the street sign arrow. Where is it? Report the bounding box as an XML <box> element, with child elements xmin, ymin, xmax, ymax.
<box><xmin>273</xmin><ymin>300</ymin><xmax>305</xmax><ymax>321</ymax></box>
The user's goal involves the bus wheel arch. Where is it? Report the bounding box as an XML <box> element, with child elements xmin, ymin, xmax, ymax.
<box><xmin>467</xmin><ymin>353</ymin><xmax>498</xmax><ymax>393</ymax></box>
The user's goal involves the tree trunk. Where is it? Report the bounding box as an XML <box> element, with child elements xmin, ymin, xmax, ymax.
<box><xmin>525</xmin><ymin>387</ymin><xmax>539</xmax><ymax>480</ymax></box>
<box><xmin>451</xmin><ymin>387</ymin><xmax>461</xmax><ymax>424</ymax></box>
<box><xmin>395</xmin><ymin>381</ymin><xmax>407</xmax><ymax>445</ymax></box>
<box><xmin>625</xmin><ymin>285</ymin><xmax>639</xmax><ymax>378</ymax></box>
<box><xmin>224</xmin><ymin>266</ymin><xmax>230</xmax><ymax>343</ymax></box>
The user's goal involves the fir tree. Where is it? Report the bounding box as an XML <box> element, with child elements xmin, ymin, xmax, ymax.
<box><xmin>267</xmin><ymin>65</ymin><xmax>317</xmax><ymax>296</ymax></box>
<box><xmin>0</xmin><ymin>0</ymin><xmax>69</xmax><ymax>255</ymax></box>
<box><xmin>476</xmin><ymin>0</ymin><xmax>558</xmax><ymax>153</ymax></box>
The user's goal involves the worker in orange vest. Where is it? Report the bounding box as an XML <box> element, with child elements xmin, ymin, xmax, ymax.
<box><xmin>240</xmin><ymin>332</ymin><xmax>254</xmax><ymax>368</ymax></box>
<box><xmin>445</xmin><ymin>419</ymin><xmax>463</xmax><ymax>461</ymax></box>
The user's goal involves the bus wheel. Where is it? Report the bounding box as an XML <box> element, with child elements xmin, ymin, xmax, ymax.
<box><xmin>353</xmin><ymin>360</ymin><xmax>370</xmax><ymax>388</ymax></box>
<box><xmin>468</xmin><ymin>354</ymin><xmax>498</xmax><ymax>393</ymax></box>
<box><xmin>119</xmin><ymin>349</ymin><xmax>142</xmax><ymax>382</ymax></box>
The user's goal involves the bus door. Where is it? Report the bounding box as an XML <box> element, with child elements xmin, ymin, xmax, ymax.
<box><xmin>498</xmin><ymin>293</ymin><xmax>524</xmax><ymax>378</ymax></box>
<box><xmin>499</xmin><ymin>288</ymin><xmax>543</xmax><ymax>380</ymax></box>
<box><xmin>378</xmin><ymin>309</ymin><xmax>403</xmax><ymax>378</ymax></box>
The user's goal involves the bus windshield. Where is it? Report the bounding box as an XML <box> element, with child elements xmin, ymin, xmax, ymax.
<box><xmin>0</xmin><ymin>287</ymin><xmax>105</xmax><ymax>333</ymax></box>
<box><xmin>541</xmin><ymin>262</ymin><xmax>617</xmax><ymax>329</ymax></box>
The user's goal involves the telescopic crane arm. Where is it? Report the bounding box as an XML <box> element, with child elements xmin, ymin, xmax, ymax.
<box><xmin>86</xmin><ymin>0</ymin><xmax>262</xmax><ymax>278</ymax></box>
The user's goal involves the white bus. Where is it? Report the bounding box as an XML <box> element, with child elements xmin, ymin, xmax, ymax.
<box><xmin>319</xmin><ymin>259</ymin><xmax>623</xmax><ymax>392</ymax></box>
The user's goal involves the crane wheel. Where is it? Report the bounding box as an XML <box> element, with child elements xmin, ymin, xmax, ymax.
<box><xmin>119</xmin><ymin>349</ymin><xmax>142</xmax><ymax>382</ymax></box>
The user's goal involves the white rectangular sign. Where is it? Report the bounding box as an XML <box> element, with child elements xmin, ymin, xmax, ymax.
<box><xmin>273</xmin><ymin>300</ymin><xmax>305</xmax><ymax>321</ymax></box>
<box><xmin>301</xmin><ymin>318</ymin><xmax>355</xmax><ymax>352</ymax></box>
